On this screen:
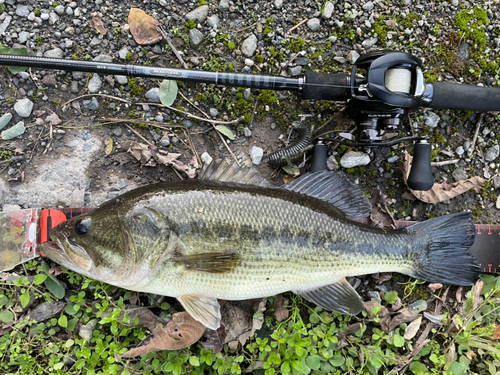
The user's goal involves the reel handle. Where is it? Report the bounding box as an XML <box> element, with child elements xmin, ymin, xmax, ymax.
<box><xmin>407</xmin><ymin>141</ymin><xmax>433</xmax><ymax>191</ymax></box>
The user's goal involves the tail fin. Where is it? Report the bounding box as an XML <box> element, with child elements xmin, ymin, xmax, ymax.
<box><xmin>406</xmin><ymin>212</ymin><xmax>480</xmax><ymax>286</ymax></box>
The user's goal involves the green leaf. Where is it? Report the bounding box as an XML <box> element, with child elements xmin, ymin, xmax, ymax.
<box><xmin>447</xmin><ymin>361</ymin><xmax>466</xmax><ymax>375</ymax></box>
<box><xmin>409</xmin><ymin>361</ymin><xmax>427</xmax><ymax>374</ymax></box>
<box><xmin>329</xmin><ymin>355</ymin><xmax>345</xmax><ymax>367</ymax></box>
<box><xmin>393</xmin><ymin>334</ymin><xmax>405</xmax><ymax>348</ymax></box>
<box><xmin>281</xmin><ymin>360</ymin><xmax>291</xmax><ymax>375</ymax></box>
<box><xmin>33</xmin><ymin>274</ymin><xmax>48</xmax><ymax>285</ymax></box>
<box><xmin>159</xmin><ymin>80</ymin><xmax>178</xmax><ymax>107</ymax></box>
<box><xmin>189</xmin><ymin>356</ymin><xmax>200</xmax><ymax>366</ymax></box>
<box><xmin>0</xmin><ymin>294</ymin><xmax>8</xmax><ymax>307</ymax></box>
<box><xmin>0</xmin><ymin>44</ymin><xmax>33</xmax><ymax>73</ymax></box>
<box><xmin>74</xmin><ymin>359</ymin><xmax>86</xmax><ymax>370</ymax></box>
<box><xmin>20</xmin><ymin>290</ymin><xmax>30</xmax><ymax>308</ymax></box>
<box><xmin>58</xmin><ymin>314</ymin><xmax>68</xmax><ymax>328</ymax></box>
<box><xmin>0</xmin><ymin>309</ymin><xmax>14</xmax><ymax>323</ymax></box>
<box><xmin>282</xmin><ymin>165</ymin><xmax>300</xmax><ymax>176</ymax></box>
<box><xmin>291</xmin><ymin>359</ymin><xmax>310</xmax><ymax>374</ymax></box>
<box><xmin>44</xmin><ymin>277</ymin><xmax>65</xmax><ymax>299</ymax></box>
<box><xmin>305</xmin><ymin>355</ymin><xmax>322</xmax><ymax>370</ymax></box>
<box><xmin>215</xmin><ymin>125</ymin><xmax>236</xmax><ymax>140</ymax></box>
<box><xmin>384</xmin><ymin>291</ymin><xmax>398</xmax><ymax>304</ymax></box>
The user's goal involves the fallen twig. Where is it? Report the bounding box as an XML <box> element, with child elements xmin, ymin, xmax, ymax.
<box><xmin>234</xmin><ymin>22</ymin><xmax>257</xmax><ymax>33</ymax></box>
<box><xmin>136</xmin><ymin>103</ymin><xmax>244</xmax><ymax>125</ymax></box>
<box><xmin>288</xmin><ymin>18</ymin><xmax>308</xmax><ymax>33</ymax></box>
<box><xmin>468</xmin><ymin>112</ymin><xmax>485</xmax><ymax>157</ymax></box>
<box><xmin>125</xmin><ymin>124</ymin><xmax>151</xmax><ymax>145</ymax></box>
<box><xmin>61</xmin><ymin>94</ymin><xmax>129</xmax><ymax>109</ymax></box>
<box><xmin>157</xmin><ymin>25</ymin><xmax>188</xmax><ymax>69</ymax></box>
<box><xmin>431</xmin><ymin>159</ymin><xmax>460</xmax><ymax>167</ymax></box>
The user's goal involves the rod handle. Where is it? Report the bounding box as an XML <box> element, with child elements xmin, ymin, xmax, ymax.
<box><xmin>407</xmin><ymin>142</ymin><xmax>433</xmax><ymax>191</ymax></box>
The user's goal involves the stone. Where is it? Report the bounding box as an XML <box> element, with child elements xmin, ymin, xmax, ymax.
<box><xmin>306</xmin><ymin>18</ymin><xmax>321</xmax><ymax>31</ymax></box>
<box><xmin>250</xmin><ymin>146</ymin><xmax>264</xmax><ymax>165</ymax></box>
<box><xmin>455</xmin><ymin>146</ymin><xmax>464</xmax><ymax>156</ymax></box>
<box><xmin>70</xmin><ymin>81</ymin><xmax>79</xmax><ymax>93</ymax></box>
<box><xmin>42</xmin><ymin>75</ymin><xmax>57</xmax><ymax>87</ymax></box>
<box><xmin>243</xmin><ymin>88</ymin><xmax>251</xmax><ymax>101</ymax></box>
<box><xmin>322</xmin><ymin>2</ymin><xmax>334</xmax><ymax>18</ymax></box>
<box><xmin>185</xmin><ymin>5</ymin><xmax>209</xmax><ymax>24</ymax></box>
<box><xmin>14</xmin><ymin>98</ymin><xmax>33</xmax><ymax>118</ymax></box>
<box><xmin>274</xmin><ymin>0</ymin><xmax>283</xmax><ymax>9</ymax></box>
<box><xmin>145</xmin><ymin>88</ymin><xmax>160</xmax><ymax>103</ymax></box>
<box><xmin>88</xmin><ymin>74</ymin><xmax>102</xmax><ymax>94</ymax></box>
<box><xmin>209</xmin><ymin>108</ymin><xmax>219</xmax><ymax>117</ymax></box>
<box><xmin>16</xmin><ymin>5</ymin><xmax>30</xmax><ymax>17</ymax></box>
<box><xmin>115</xmin><ymin>75</ymin><xmax>128</xmax><ymax>85</ymax></box>
<box><xmin>340</xmin><ymin>150</ymin><xmax>370</xmax><ymax>168</ymax></box>
<box><xmin>189</xmin><ymin>28</ymin><xmax>204</xmax><ymax>49</ymax></box>
<box><xmin>362</xmin><ymin>37</ymin><xmax>378</xmax><ymax>49</ymax></box>
<box><xmin>43</xmin><ymin>48</ymin><xmax>64</xmax><ymax>59</ymax></box>
<box><xmin>207</xmin><ymin>15</ymin><xmax>220</xmax><ymax>29</ymax></box>
<box><xmin>45</xmin><ymin>113</ymin><xmax>62</xmax><ymax>125</ymax></box>
<box><xmin>54</xmin><ymin>5</ymin><xmax>65</xmax><ymax>15</ymax></box>
<box><xmin>0</xmin><ymin>15</ymin><xmax>12</xmax><ymax>35</ymax></box>
<box><xmin>496</xmin><ymin>196</ymin><xmax>500</xmax><ymax>210</ymax></box>
<box><xmin>424</xmin><ymin>111</ymin><xmax>440</xmax><ymax>128</ymax></box>
<box><xmin>201</xmin><ymin>152</ymin><xmax>213</xmax><ymax>165</ymax></box>
<box><xmin>485</xmin><ymin>144</ymin><xmax>499</xmax><ymax>162</ymax></box>
<box><xmin>219</xmin><ymin>0</ymin><xmax>230</xmax><ymax>10</ymax></box>
<box><xmin>93</xmin><ymin>54</ymin><xmax>113</xmax><ymax>63</ymax></box>
<box><xmin>49</xmin><ymin>12</ymin><xmax>59</xmax><ymax>25</ymax></box>
<box><xmin>327</xmin><ymin>155</ymin><xmax>339</xmax><ymax>170</ymax></box>
<box><xmin>241</xmin><ymin>34</ymin><xmax>258</xmax><ymax>57</ymax></box>
<box><xmin>18</xmin><ymin>31</ymin><xmax>30</xmax><ymax>44</ymax></box>
<box><xmin>347</xmin><ymin>50</ymin><xmax>360</xmax><ymax>64</ymax></box>
<box><xmin>118</xmin><ymin>47</ymin><xmax>129</xmax><ymax>60</ymax></box>
<box><xmin>452</xmin><ymin>168</ymin><xmax>467</xmax><ymax>182</ymax></box>
<box><xmin>87</xmin><ymin>97</ymin><xmax>99</xmax><ymax>110</ymax></box>
<box><xmin>288</xmin><ymin>66</ymin><xmax>302</xmax><ymax>76</ymax></box>
<box><xmin>243</xmin><ymin>127</ymin><xmax>251</xmax><ymax>137</ymax></box>
<box><xmin>363</xmin><ymin>1</ymin><xmax>375</xmax><ymax>11</ymax></box>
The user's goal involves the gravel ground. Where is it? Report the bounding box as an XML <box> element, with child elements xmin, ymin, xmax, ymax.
<box><xmin>0</xmin><ymin>0</ymin><xmax>499</xmax><ymax>225</ymax></box>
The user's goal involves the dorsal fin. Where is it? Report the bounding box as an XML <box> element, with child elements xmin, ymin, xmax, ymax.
<box><xmin>199</xmin><ymin>158</ymin><xmax>272</xmax><ymax>187</ymax></box>
<box><xmin>282</xmin><ymin>170</ymin><xmax>371</xmax><ymax>219</ymax></box>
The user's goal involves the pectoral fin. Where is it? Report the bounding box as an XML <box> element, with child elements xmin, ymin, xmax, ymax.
<box><xmin>173</xmin><ymin>252</ymin><xmax>241</xmax><ymax>273</ymax></box>
<box><xmin>177</xmin><ymin>295</ymin><xmax>221</xmax><ymax>330</ymax></box>
<box><xmin>294</xmin><ymin>278</ymin><xmax>364</xmax><ymax>315</ymax></box>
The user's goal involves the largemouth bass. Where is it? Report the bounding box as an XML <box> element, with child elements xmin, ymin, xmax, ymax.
<box><xmin>42</xmin><ymin>165</ymin><xmax>480</xmax><ymax>330</ymax></box>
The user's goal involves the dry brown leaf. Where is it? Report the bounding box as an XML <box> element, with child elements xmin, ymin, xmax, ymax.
<box><xmin>128</xmin><ymin>8</ymin><xmax>162</xmax><ymax>46</ymax></box>
<box><xmin>364</xmin><ymin>301</ymin><xmax>391</xmax><ymax>331</ymax></box>
<box><xmin>472</xmin><ymin>280</ymin><xmax>484</xmax><ymax>311</ymax></box>
<box><xmin>128</xmin><ymin>142</ymin><xmax>151</xmax><ymax>164</ymax></box>
<box><xmin>492</xmin><ymin>325</ymin><xmax>500</xmax><ymax>340</ymax></box>
<box><xmin>403</xmin><ymin>316</ymin><xmax>422</xmax><ymax>340</ymax></box>
<box><xmin>369</xmin><ymin>188</ymin><xmax>394</xmax><ymax>230</ymax></box>
<box><xmin>428</xmin><ymin>283</ymin><xmax>443</xmax><ymax>292</ymax></box>
<box><xmin>273</xmin><ymin>295</ymin><xmax>289</xmax><ymax>322</ymax></box>
<box><xmin>91</xmin><ymin>16</ymin><xmax>107</xmax><ymax>35</ymax></box>
<box><xmin>48</xmin><ymin>266</ymin><xmax>63</xmax><ymax>276</ymax></box>
<box><xmin>372</xmin><ymin>272</ymin><xmax>392</xmax><ymax>285</ymax></box>
<box><xmin>401</xmin><ymin>191</ymin><xmax>416</xmax><ymax>201</ymax></box>
<box><xmin>390</xmin><ymin>297</ymin><xmax>403</xmax><ymax>312</ymax></box>
<box><xmin>221</xmin><ymin>299</ymin><xmax>266</xmax><ymax>346</ymax></box>
<box><xmin>444</xmin><ymin>343</ymin><xmax>456</xmax><ymax>371</ymax></box>
<box><xmin>389</xmin><ymin>307</ymin><xmax>420</xmax><ymax>331</ymax></box>
<box><xmin>117</xmin><ymin>312</ymin><xmax>205</xmax><ymax>358</ymax></box>
<box><xmin>403</xmin><ymin>151</ymin><xmax>484</xmax><ymax>203</ymax></box>
<box><xmin>201</xmin><ymin>326</ymin><xmax>227</xmax><ymax>353</ymax></box>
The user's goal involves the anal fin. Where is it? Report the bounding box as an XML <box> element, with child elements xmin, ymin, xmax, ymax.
<box><xmin>294</xmin><ymin>278</ymin><xmax>364</xmax><ymax>315</ymax></box>
<box><xmin>177</xmin><ymin>295</ymin><xmax>221</xmax><ymax>330</ymax></box>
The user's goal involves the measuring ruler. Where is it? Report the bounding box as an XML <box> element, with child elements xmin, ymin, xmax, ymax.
<box><xmin>1</xmin><ymin>208</ymin><xmax>498</xmax><ymax>274</ymax></box>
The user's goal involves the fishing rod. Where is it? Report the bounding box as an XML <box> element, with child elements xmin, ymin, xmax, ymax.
<box><xmin>1</xmin><ymin>50</ymin><xmax>500</xmax><ymax>190</ymax></box>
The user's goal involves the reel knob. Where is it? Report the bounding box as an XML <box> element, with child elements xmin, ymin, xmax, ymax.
<box><xmin>407</xmin><ymin>140</ymin><xmax>433</xmax><ymax>191</ymax></box>
<box><xmin>310</xmin><ymin>139</ymin><xmax>328</xmax><ymax>172</ymax></box>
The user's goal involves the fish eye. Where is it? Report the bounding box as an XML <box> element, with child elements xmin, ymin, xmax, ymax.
<box><xmin>74</xmin><ymin>218</ymin><xmax>91</xmax><ymax>236</ymax></box>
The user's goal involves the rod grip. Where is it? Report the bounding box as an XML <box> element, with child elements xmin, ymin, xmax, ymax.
<box><xmin>303</xmin><ymin>72</ymin><xmax>350</xmax><ymax>101</ymax></box>
<box><xmin>428</xmin><ymin>82</ymin><xmax>500</xmax><ymax>111</ymax></box>
<box><xmin>407</xmin><ymin>142</ymin><xmax>433</xmax><ymax>191</ymax></box>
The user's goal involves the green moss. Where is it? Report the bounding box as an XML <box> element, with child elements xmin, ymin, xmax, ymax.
<box><xmin>430</xmin><ymin>147</ymin><xmax>439</xmax><ymax>161</ymax></box>
<box><xmin>287</xmin><ymin>38</ymin><xmax>305</xmax><ymax>53</ymax></box>
<box><xmin>430</xmin><ymin>130</ymin><xmax>446</xmax><ymax>145</ymax></box>
<box><xmin>227</xmin><ymin>41</ymin><xmax>236</xmax><ymax>50</ymax></box>
<box><xmin>203</xmin><ymin>56</ymin><xmax>231</xmax><ymax>72</ymax></box>
<box><xmin>185</xmin><ymin>19</ymin><xmax>196</xmax><ymax>30</ymax></box>
<box><xmin>255</xmin><ymin>54</ymin><xmax>264</xmax><ymax>64</ymax></box>
<box><xmin>127</xmin><ymin>78</ymin><xmax>144</xmax><ymax>95</ymax></box>
<box><xmin>397</xmin><ymin>12</ymin><xmax>421</xmax><ymax>29</ymax></box>
<box><xmin>373</xmin><ymin>16</ymin><xmax>389</xmax><ymax>43</ymax></box>
<box><xmin>126</xmin><ymin>52</ymin><xmax>133</xmax><ymax>61</ymax></box>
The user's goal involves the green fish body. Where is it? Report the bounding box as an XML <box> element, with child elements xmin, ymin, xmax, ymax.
<box><xmin>43</xmin><ymin>167</ymin><xmax>480</xmax><ymax>329</ymax></box>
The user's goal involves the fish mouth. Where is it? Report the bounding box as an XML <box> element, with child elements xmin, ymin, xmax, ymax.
<box><xmin>43</xmin><ymin>241</ymin><xmax>63</xmax><ymax>253</ymax></box>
